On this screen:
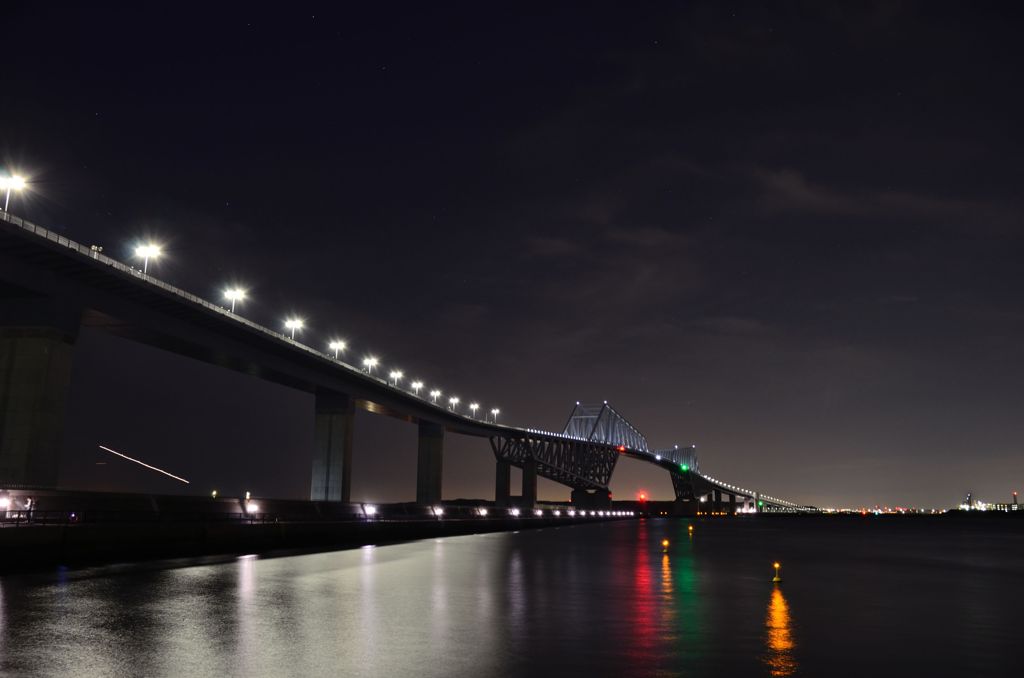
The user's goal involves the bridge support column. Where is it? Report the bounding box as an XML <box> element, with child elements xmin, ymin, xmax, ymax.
<box><xmin>729</xmin><ymin>493</ymin><xmax>737</xmax><ymax>515</ymax></box>
<box><xmin>754</xmin><ymin>492</ymin><xmax>762</xmax><ymax>514</ymax></box>
<box><xmin>713</xmin><ymin>489</ymin><xmax>722</xmax><ymax>514</ymax></box>
<box><xmin>495</xmin><ymin>459</ymin><xmax>511</xmax><ymax>507</ymax></box>
<box><xmin>0</xmin><ymin>300</ymin><xmax>80</xmax><ymax>490</ymax></box>
<box><xmin>416</xmin><ymin>422</ymin><xmax>444</xmax><ymax>506</ymax></box>
<box><xmin>311</xmin><ymin>392</ymin><xmax>354</xmax><ymax>502</ymax></box>
<box><xmin>521</xmin><ymin>458</ymin><xmax>537</xmax><ymax>509</ymax></box>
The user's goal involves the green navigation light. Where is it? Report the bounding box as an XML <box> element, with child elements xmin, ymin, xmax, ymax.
<box><xmin>680</xmin><ymin>463</ymin><xmax>689</xmax><ymax>472</ymax></box>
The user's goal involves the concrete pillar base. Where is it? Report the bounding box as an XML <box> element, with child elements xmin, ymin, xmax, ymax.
<box><xmin>495</xmin><ymin>460</ymin><xmax>511</xmax><ymax>507</ymax></box>
<box><xmin>311</xmin><ymin>392</ymin><xmax>354</xmax><ymax>502</ymax></box>
<box><xmin>521</xmin><ymin>458</ymin><xmax>537</xmax><ymax>509</ymax></box>
<box><xmin>416</xmin><ymin>422</ymin><xmax>444</xmax><ymax>506</ymax></box>
<box><xmin>0</xmin><ymin>301</ymin><xmax>80</xmax><ymax>489</ymax></box>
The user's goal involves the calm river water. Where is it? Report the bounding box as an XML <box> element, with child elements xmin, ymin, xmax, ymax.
<box><xmin>1</xmin><ymin>518</ymin><xmax>1021</xmax><ymax>677</ymax></box>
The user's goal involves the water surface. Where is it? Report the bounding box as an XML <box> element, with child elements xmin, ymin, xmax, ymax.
<box><xmin>1</xmin><ymin>518</ymin><xmax>1021</xmax><ymax>676</ymax></box>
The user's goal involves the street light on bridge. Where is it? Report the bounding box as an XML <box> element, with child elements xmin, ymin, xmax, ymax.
<box><xmin>388</xmin><ymin>370</ymin><xmax>404</xmax><ymax>387</ymax></box>
<box><xmin>448</xmin><ymin>396</ymin><xmax>459</xmax><ymax>411</ymax></box>
<box><xmin>429</xmin><ymin>389</ymin><xmax>441</xmax><ymax>403</ymax></box>
<box><xmin>363</xmin><ymin>356</ymin><xmax>379</xmax><ymax>374</ymax></box>
<box><xmin>328</xmin><ymin>340</ymin><xmax>346</xmax><ymax>359</ymax></box>
<box><xmin>223</xmin><ymin>287</ymin><xmax>246</xmax><ymax>313</ymax></box>
<box><xmin>0</xmin><ymin>174</ymin><xmax>27</xmax><ymax>212</ymax></box>
<box><xmin>411</xmin><ymin>380</ymin><xmax>424</xmax><ymax>395</ymax></box>
<box><xmin>284</xmin><ymin>317</ymin><xmax>304</xmax><ymax>340</ymax></box>
<box><xmin>469</xmin><ymin>402</ymin><xmax>479</xmax><ymax>417</ymax></box>
<box><xmin>491</xmin><ymin>407</ymin><xmax>500</xmax><ymax>423</ymax></box>
<box><xmin>134</xmin><ymin>243</ymin><xmax>162</xmax><ymax>275</ymax></box>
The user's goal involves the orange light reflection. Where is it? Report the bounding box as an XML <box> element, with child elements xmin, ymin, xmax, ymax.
<box><xmin>764</xmin><ymin>586</ymin><xmax>797</xmax><ymax>676</ymax></box>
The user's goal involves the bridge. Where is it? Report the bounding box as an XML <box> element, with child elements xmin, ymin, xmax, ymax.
<box><xmin>0</xmin><ymin>209</ymin><xmax>810</xmax><ymax>514</ymax></box>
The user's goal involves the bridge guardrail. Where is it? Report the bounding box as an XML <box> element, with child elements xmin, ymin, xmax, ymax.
<box><xmin>0</xmin><ymin>209</ymin><xmax>507</xmax><ymax>428</ymax></box>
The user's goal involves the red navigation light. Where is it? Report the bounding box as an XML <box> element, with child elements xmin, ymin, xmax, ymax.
<box><xmin>617</xmin><ymin>445</ymin><xmax>626</xmax><ymax>452</ymax></box>
<box><xmin>638</xmin><ymin>491</ymin><xmax>648</xmax><ymax>502</ymax></box>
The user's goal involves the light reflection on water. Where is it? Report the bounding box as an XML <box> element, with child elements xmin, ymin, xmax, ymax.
<box><xmin>764</xmin><ymin>586</ymin><xmax>796</xmax><ymax>676</ymax></box>
<box><xmin>1</xmin><ymin>519</ymin><xmax>1022</xmax><ymax>677</ymax></box>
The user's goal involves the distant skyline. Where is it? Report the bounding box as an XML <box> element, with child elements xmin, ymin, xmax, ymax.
<box><xmin>3</xmin><ymin>2</ymin><xmax>1024</xmax><ymax>508</ymax></box>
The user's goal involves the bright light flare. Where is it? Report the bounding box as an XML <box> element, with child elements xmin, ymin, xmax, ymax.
<box><xmin>97</xmin><ymin>444</ymin><xmax>190</xmax><ymax>484</ymax></box>
<box><xmin>284</xmin><ymin>317</ymin><xmax>304</xmax><ymax>339</ymax></box>
<box><xmin>0</xmin><ymin>497</ymin><xmax>10</xmax><ymax>509</ymax></box>
<box><xmin>135</xmin><ymin>244</ymin><xmax>162</xmax><ymax>259</ymax></box>
<box><xmin>224</xmin><ymin>287</ymin><xmax>246</xmax><ymax>313</ymax></box>
<box><xmin>0</xmin><ymin>175</ymin><xmax>26</xmax><ymax>190</ymax></box>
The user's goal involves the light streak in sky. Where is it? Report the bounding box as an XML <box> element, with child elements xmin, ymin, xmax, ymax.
<box><xmin>97</xmin><ymin>444</ymin><xmax>190</xmax><ymax>484</ymax></box>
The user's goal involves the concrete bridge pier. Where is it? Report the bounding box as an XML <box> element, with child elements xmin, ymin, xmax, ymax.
<box><xmin>729</xmin><ymin>493</ymin><xmax>737</xmax><ymax>515</ymax></box>
<box><xmin>495</xmin><ymin>459</ymin><xmax>511</xmax><ymax>507</ymax></box>
<box><xmin>311</xmin><ymin>392</ymin><xmax>354</xmax><ymax>502</ymax></box>
<box><xmin>521</xmin><ymin>458</ymin><xmax>537</xmax><ymax>508</ymax></box>
<box><xmin>0</xmin><ymin>299</ymin><xmax>81</xmax><ymax>490</ymax></box>
<box><xmin>713</xmin><ymin>489</ymin><xmax>722</xmax><ymax>514</ymax></box>
<box><xmin>416</xmin><ymin>422</ymin><xmax>445</xmax><ymax>506</ymax></box>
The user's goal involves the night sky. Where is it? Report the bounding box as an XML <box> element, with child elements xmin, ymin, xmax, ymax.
<box><xmin>4</xmin><ymin>2</ymin><xmax>1023</xmax><ymax>508</ymax></box>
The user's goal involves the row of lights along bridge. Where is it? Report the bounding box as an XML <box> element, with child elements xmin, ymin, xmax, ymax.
<box><xmin>129</xmin><ymin>242</ymin><xmax>501</xmax><ymax>422</ymax></box>
<box><xmin>3</xmin><ymin>173</ymin><xmax>504</xmax><ymax>421</ymax></box>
